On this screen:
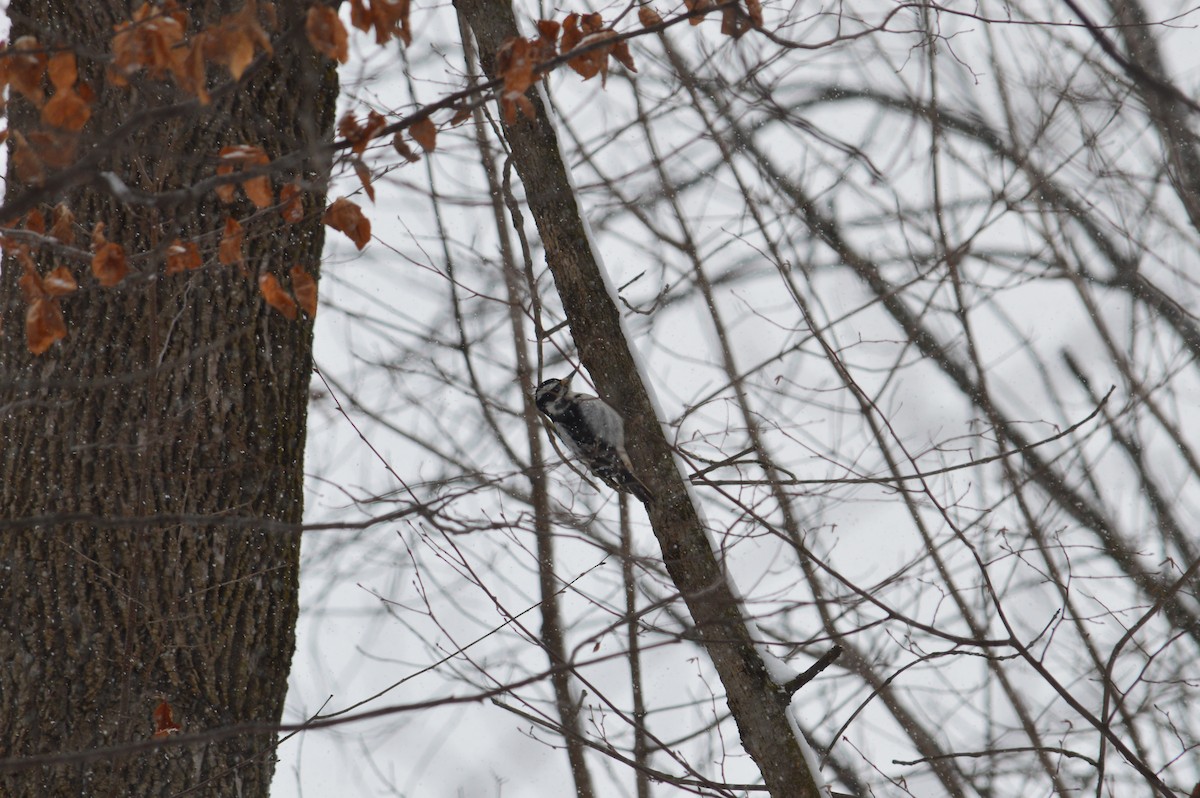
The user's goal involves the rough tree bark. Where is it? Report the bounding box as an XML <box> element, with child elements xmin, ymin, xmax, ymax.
<box><xmin>0</xmin><ymin>2</ymin><xmax>335</xmax><ymax>795</ymax></box>
<box><xmin>452</xmin><ymin>3</ymin><xmax>822</xmax><ymax>796</ymax></box>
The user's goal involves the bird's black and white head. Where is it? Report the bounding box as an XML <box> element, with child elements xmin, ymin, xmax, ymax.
<box><xmin>535</xmin><ymin>375</ymin><xmax>575</xmax><ymax>418</ymax></box>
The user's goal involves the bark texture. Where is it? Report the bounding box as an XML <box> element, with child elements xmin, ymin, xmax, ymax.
<box><xmin>0</xmin><ymin>3</ymin><xmax>335</xmax><ymax>796</ymax></box>
<box><xmin>451</xmin><ymin>4</ymin><xmax>822</xmax><ymax>796</ymax></box>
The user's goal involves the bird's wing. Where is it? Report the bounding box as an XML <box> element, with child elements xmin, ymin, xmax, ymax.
<box><xmin>576</xmin><ymin>396</ymin><xmax>626</xmax><ymax>450</ymax></box>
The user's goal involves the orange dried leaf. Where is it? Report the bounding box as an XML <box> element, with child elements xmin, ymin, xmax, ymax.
<box><xmin>720</xmin><ymin>5</ymin><xmax>756</xmax><ymax>38</ymax></box>
<box><xmin>10</xmin><ymin>131</ymin><xmax>45</xmax><ymax>187</ymax></box>
<box><xmin>27</xmin><ymin>129</ymin><xmax>78</xmax><ymax>168</ymax></box>
<box><xmin>341</xmin><ymin>111</ymin><xmax>387</xmax><ymax>156</ymax></box>
<box><xmin>685</xmin><ymin>0</ymin><xmax>713</xmax><ymax>24</ymax></box>
<box><xmin>391</xmin><ymin>132</ymin><xmax>419</xmax><ymax>163</ymax></box>
<box><xmin>26</xmin><ymin>298</ymin><xmax>67</xmax><ymax>355</ymax></box>
<box><xmin>243</xmin><ymin>175</ymin><xmax>273</xmax><ymax>208</ymax></box>
<box><xmin>24</xmin><ymin>210</ymin><xmax>46</xmax><ymax>235</ymax></box>
<box><xmin>47</xmin><ymin>51</ymin><xmax>78</xmax><ymax>90</ymax></box>
<box><xmin>352</xmin><ymin>159</ymin><xmax>375</xmax><ymax>202</ymax></box>
<box><xmin>42</xmin><ymin>86</ymin><xmax>92</xmax><ymax>131</ymax></box>
<box><xmin>112</xmin><ymin>3</ymin><xmax>187</xmax><ymax>81</ymax></box>
<box><xmin>259</xmin><ymin>272</ymin><xmax>298</xmax><ymax>319</ymax></box>
<box><xmin>18</xmin><ymin>262</ymin><xmax>45</xmax><ymax>303</ymax></box>
<box><xmin>745</xmin><ymin>0</ymin><xmax>763</xmax><ymax>28</ymax></box>
<box><xmin>410</xmin><ymin>118</ymin><xmax>437</xmax><ymax>153</ymax></box>
<box><xmin>536</xmin><ymin>19</ymin><xmax>560</xmax><ymax>47</ymax></box>
<box><xmin>362</xmin><ymin>110</ymin><xmax>387</xmax><ymax>143</ymax></box>
<box><xmin>8</xmin><ymin>36</ymin><xmax>48</xmax><ymax>105</ymax></box>
<box><xmin>92</xmin><ymin>242</ymin><xmax>128</xmax><ymax>287</ymax></box>
<box><xmin>217</xmin><ymin>144</ymin><xmax>270</xmax><ymax>164</ymax></box>
<box><xmin>165</xmin><ymin>239</ymin><xmax>203</xmax><ymax>275</ymax></box>
<box><xmin>219</xmin><ymin>217</ymin><xmax>244</xmax><ymax>265</ymax></box>
<box><xmin>612</xmin><ymin>40</ymin><xmax>636</xmax><ymax>73</ymax></box>
<box><xmin>91</xmin><ymin>221</ymin><xmax>107</xmax><ymax>249</ymax></box>
<box><xmin>152</xmin><ymin>700</ymin><xmax>182</xmax><ymax>738</ymax></box>
<box><xmin>42</xmin><ymin>266</ymin><xmax>78</xmax><ymax>297</ymax></box>
<box><xmin>448</xmin><ymin>105</ymin><xmax>472</xmax><ymax>127</ymax></box>
<box><xmin>322</xmin><ymin>197</ymin><xmax>370</xmax><ymax>250</ymax></box>
<box><xmin>215</xmin><ymin>172</ymin><xmax>237</xmax><ymax>204</ymax></box>
<box><xmin>170</xmin><ymin>36</ymin><xmax>209</xmax><ymax>103</ymax></box>
<box><xmin>338</xmin><ymin>111</ymin><xmax>362</xmax><ymax>142</ymax></box>
<box><xmin>496</xmin><ymin>37</ymin><xmax>536</xmax><ymax>96</ymax></box>
<box><xmin>49</xmin><ymin>203</ymin><xmax>75</xmax><ymax>244</ymax></box>
<box><xmin>306</xmin><ymin>4</ymin><xmax>349</xmax><ymax>63</ymax></box>
<box><xmin>290</xmin><ymin>265</ymin><xmax>318</xmax><ymax>317</ymax></box>
<box><xmin>280</xmin><ymin>183</ymin><xmax>304</xmax><ymax>222</ymax></box>
<box><xmin>637</xmin><ymin>6</ymin><xmax>663</xmax><ymax>27</ymax></box>
<box><xmin>216</xmin><ymin>145</ymin><xmax>270</xmax><ymax>204</ymax></box>
<box><xmin>348</xmin><ymin>0</ymin><xmax>370</xmax><ymax>32</ymax></box>
<box><xmin>205</xmin><ymin>2</ymin><xmax>273</xmax><ymax>81</ymax></box>
<box><xmin>357</xmin><ymin>0</ymin><xmax>412</xmax><ymax>46</ymax></box>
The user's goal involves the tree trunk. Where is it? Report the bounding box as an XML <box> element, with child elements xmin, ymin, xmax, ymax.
<box><xmin>0</xmin><ymin>3</ymin><xmax>335</xmax><ymax>795</ymax></box>
<box><xmin>452</xmin><ymin>4</ymin><xmax>822</xmax><ymax>795</ymax></box>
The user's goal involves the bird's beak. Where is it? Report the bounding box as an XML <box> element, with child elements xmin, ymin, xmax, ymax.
<box><xmin>563</xmin><ymin>362</ymin><xmax>582</xmax><ymax>390</ymax></box>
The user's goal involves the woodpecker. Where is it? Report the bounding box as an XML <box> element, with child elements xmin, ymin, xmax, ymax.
<box><xmin>534</xmin><ymin>374</ymin><xmax>652</xmax><ymax>504</ymax></box>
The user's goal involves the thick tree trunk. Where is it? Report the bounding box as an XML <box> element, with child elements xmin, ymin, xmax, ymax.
<box><xmin>0</xmin><ymin>3</ymin><xmax>335</xmax><ymax>796</ymax></box>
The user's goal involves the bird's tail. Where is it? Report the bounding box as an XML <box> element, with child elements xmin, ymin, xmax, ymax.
<box><xmin>621</xmin><ymin>473</ymin><xmax>653</xmax><ymax>504</ymax></box>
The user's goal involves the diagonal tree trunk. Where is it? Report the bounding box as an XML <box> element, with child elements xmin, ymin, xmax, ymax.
<box><xmin>0</xmin><ymin>3</ymin><xmax>335</xmax><ymax>795</ymax></box>
<box><xmin>451</xmin><ymin>4</ymin><xmax>822</xmax><ymax>795</ymax></box>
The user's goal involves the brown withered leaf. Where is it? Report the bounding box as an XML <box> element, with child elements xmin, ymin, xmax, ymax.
<box><xmin>637</xmin><ymin>6</ymin><xmax>663</xmax><ymax>27</ymax></box>
<box><xmin>243</xmin><ymin>174</ymin><xmax>273</xmax><ymax>208</ymax></box>
<box><xmin>219</xmin><ymin>217</ymin><xmax>244</xmax><ymax>266</ymax></box>
<box><xmin>745</xmin><ymin>0</ymin><xmax>763</xmax><ymax>28</ymax></box>
<box><xmin>352</xmin><ymin>159</ymin><xmax>375</xmax><ymax>202</ymax></box>
<box><xmin>348</xmin><ymin>0</ymin><xmax>369</xmax><ymax>33</ymax></box>
<box><xmin>306</xmin><ymin>4</ymin><xmax>349</xmax><ymax>63</ymax></box>
<box><xmin>279</xmin><ymin>182</ymin><xmax>305</xmax><ymax>222</ymax></box>
<box><xmin>91</xmin><ymin>221</ymin><xmax>107</xmax><ymax>249</ymax></box>
<box><xmin>112</xmin><ymin>3</ymin><xmax>187</xmax><ymax>82</ymax></box>
<box><xmin>26</xmin><ymin>129</ymin><xmax>79</xmax><ymax>169</ymax></box>
<box><xmin>42</xmin><ymin>85</ymin><xmax>92</xmax><ymax>131</ymax></box>
<box><xmin>27</xmin><ymin>298</ymin><xmax>67</xmax><ymax>355</ymax></box>
<box><xmin>49</xmin><ymin>203</ymin><xmax>75</xmax><ymax>245</ymax></box>
<box><xmin>290</xmin><ymin>265</ymin><xmax>318</xmax><ymax>317</ymax></box>
<box><xmin>7</xmin><ymin>36</ymin><xmax>49</xmax><ymax>106</ymax></box>
<box><xmin>338</xmin><ymin>111</ymin><xmax>362</xmax><ymax>142</ymax></box>
<box><xmin>358</xmin><ymin>0</ymin><xmax>412</xmax><ymax>46</ymax></box>
<box><xmin>170</xmin><ymin>34</ymin><xmax>209</xmax><ymax>103</ymax></box>
<box><xmin>24</xmin><ymin>210</ymin><xmax>46</xmax><ymax>235</ymax></box>
<box><xmin>10</xmin><ymin>131</ymin><xmax>45</xmax><ymax>187</ymax></box>
<box><xmin>536</xmin><ymin>19</ymin><xmax>560</xmax><ymax>47</ymax></box>
<box><xmin>448</xmin><ymin>105</ymin><xmax>472</xmax><ymax>127</ymax></box>
<box><xmin>259</xmin><ymin>272</ymin><xmax>298</xmax><ymax>319</ymax></box>
<box><xmin>152</xmin><ymin>700</ymin><xmax>182</xmax><ymax>738</ymax></box>
<box><xmin>204</xmin><ymin>1</ymin><xmax>273</xmax><ymax>81</ymax></box>
<box><xmin>322</xmin><ymin>197</ymin><xmax>370</xmax><ymax>250</ymax></box>
<box><xmin>42</xmin><ymin>266</ymin><xmax>78</xmax><ymax>297</ymax></box>
<box><xmin>720</xmin><ymin>4</ymin><xmax>755</xmax><ymax>39</ymax></box>
<box><xmin>391</xmin><ymin>132</ymin><xmax>419</xmax><ymax>163</ymax></box>
<box><xmin>215</xmin><ymin>161</ymin><xmax>237</xmax><ymax>204</ymax></box>
<box><xmin>18</xmin><ymin>260</ymin><xmax>44</xmax><ymax>303</ymax></box>
<box><xmin>92</xmin><ymin>242</ymin><xmax>129</xmax><ymax>287</ymax></box>
<box><xmin>684</xmin><ymin>0</ymin><xmax>713</xmax><ymax>24</ymax></box>
<box><xmin>496</xmin><ymin>37</ymin><xmax>538</xmax><ymax>124</ymax></box>
<box><xmin>165</xmin><ymin>239</ymin><xmax>203</xmax><ymax>274</ymax></box>
<box><xmin>47</xmin><ymin>51</ymin><xmax>77</xmax><ymax>90</ymax></box>
<box><xmin>410</xmin><ymin>118</ymin><xmax>437</xmax><ymax>153</ymax></box>
<box><xmin>340</xmin><ymin>110</ymin><xmax>387</xmax><ymax>156</ymax></box>
<box><xmin>216</xmin><ymin>145</ymin><xmax>271</xmax><ymax>205</ymax></box>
